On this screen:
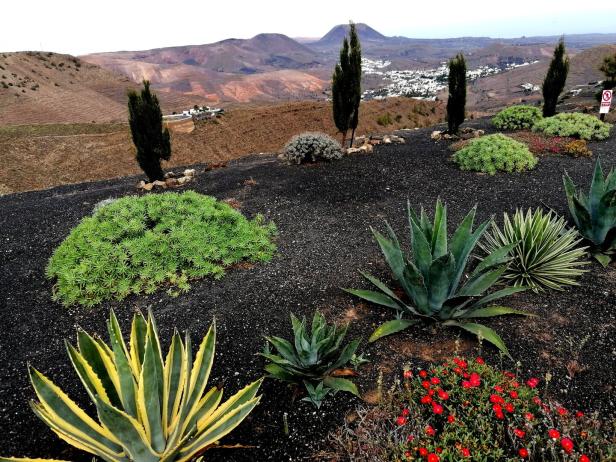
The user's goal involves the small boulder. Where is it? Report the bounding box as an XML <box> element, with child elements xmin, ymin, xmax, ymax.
<box><xmin>177</xmin><ymin>176</ymin><xmax>189</xmax><ymax>185</ymax></box>
<box><xmin>184</xmin><ymin>168</ymin><xmax>196</xmax><ymax>177</ymax></box>
<box><xmin>137</xmin><ymin>180</ymin><xmax>146</xmax><ymax>189</ymax></box>
<box><xmin>164</xmin><ymin>171</ymin><xmax>177</xmax><ymax>179</ymax></box>
<box><xmin>346</xmin><ymin>147</ymin><xmax>363</xmax><ymax>155</ymax></box>
<box><xmin>431</xmin><ymin>130</ymin><xmax>442</xmax><ymax>140</ymax></box>
<box><xmin>383</xmin><ymin>135</ymin><xmax>392</xmax><ymax>144</ymax></box>
<box><xmin>165</xmin><ymin>178</ymin><xmax>179</xmax><ymax>187</ymax></box>
<box><xmin>143</xmin><ymin>182</ymin><xmax>154</xmax><ymax>191</ymax></box>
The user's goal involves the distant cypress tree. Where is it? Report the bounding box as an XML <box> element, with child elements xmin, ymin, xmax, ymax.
<box><xmin>542</xmin><ymin>38</ymin><xmax>569</xmax><ymax>117</ymax></box>
<box><xmin>127</xmin><ymin>80</ymin><xmax>171</xmax><ymax>182</ymax></box>
<box><xmin>332</xmin><ymin>22</ymin><xmax>362</xmax><ymax>147</ymax></box>
<box><xmin>446</xmin><ymin>53</ymin><xmax>466</xmax><ymax>134</ymax></box>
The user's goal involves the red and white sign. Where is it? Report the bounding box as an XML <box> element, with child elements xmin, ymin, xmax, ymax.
<box><xmin>601</xmin><ymin>90</ymin><xmax>613</xmax><ymax>114</ymax></box>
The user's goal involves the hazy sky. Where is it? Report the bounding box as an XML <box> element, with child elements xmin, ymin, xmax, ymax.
<box><xmin>1</xmin><ymin>0</ymin><xmax>615</xmax><ymax>55</ymax></box>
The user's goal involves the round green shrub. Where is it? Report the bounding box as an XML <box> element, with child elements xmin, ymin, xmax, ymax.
<box><xmin>46</xmin><ymin>191</ymin><xmax>277</xmax><ymax>306</ymax></box>
<box><xmin>492</xmin><ymin>105</ymin><xmax>543</xmax><ymax>130</ymax></box>
<box><xmin>532</xmin><ymin>113</ymin><xmax>612</xmax><ymax>140</ymax></box>
<box><xmin>453</xmin><ymin>134</ymin><xmax>538</xmax><ymax>175</ymax></box>
<box><xmin>283</xmin><ymin>132</ymin><xmax>343</xmax><ymax>164</ymax></box>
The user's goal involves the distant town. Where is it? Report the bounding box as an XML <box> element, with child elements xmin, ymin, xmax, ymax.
<box><xmin>361</xmin><ymin>58</ymin><xmax>540</xmax><ymax>100</ymax></box>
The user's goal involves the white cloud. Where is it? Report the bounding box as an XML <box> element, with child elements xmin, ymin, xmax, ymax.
<box><xmin>0</xmin><ymin>0</ymin><xmax>614</xmax><ymax>55</ymax></box>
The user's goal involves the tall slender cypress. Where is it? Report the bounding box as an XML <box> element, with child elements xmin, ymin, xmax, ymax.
<box><xmin>332</xmin><ymin>22</ymin><xmax>362</xmax><ymax>147</ymax></box>
<box><xmin>127</xmin><ymin>80</ymin><xmax>171</xmax><ymax>182</ymax></box>
<box><xmin>542</xmin><ymin>38</ymin><xmax>569</xmax><ymax>117</ymax></box>
<box><xmin>446</xmin><ymin>53</ymin><xmax>467</xmax><ymax>134</ymax></box>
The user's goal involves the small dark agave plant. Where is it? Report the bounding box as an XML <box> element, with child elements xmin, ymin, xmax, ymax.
<box><xmin>346</xmin><ymin>200</ymin><xmax>532</xmax><ymax>358</ymax></box>
<box><xmin>261</xmin><ymin>312</ymin><xmax>360</xmax><ymax>408</ymax></box>
<box><xmin>564</xmin><ymin>159</ymin><xmax>616</xmax><ymax>267</ymax></box>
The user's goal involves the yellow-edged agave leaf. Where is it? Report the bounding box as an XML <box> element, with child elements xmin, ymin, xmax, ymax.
<box><xmin>129</xmin><ymin>312</ymin><xmax>148</xmax><ymax>378</ymax></box>
<box><xmin>177</xmin><ymin>395</ymin><xmax>261</xmax><ymax>462</ymax></box>
<box><xmin>29</xmin><ymin>368</ymin><xmax>123</xmax><ymax>454</ymax></box>
<box><xmin>145</xmin><ymin>311</ymin><xmax>165</xmax><ymax>407</ymax></box>
<box><xmin>162</xmin><ymin>331</ymin><xmax>187</xmax><ymax>437</ymax></box>
<box><xmin>194</xmin><ymin>388</ymin><xmax>223</xmax><ymax>430</ymax></box>
<box><xmin>77</xmin><ymin>330</ymin><xmax>122</xmax><ymax>407</ymax></box>
<box><xmin>95</xmin><ymin>398</ymin><xmax>159</xmax><ymax>462</ymax></box>
<box><xmin>66</xmin><ymin>341</ymin><xmax>111</xmax><ymax>405</ymax></box>
<box><xmin>107</xmin><ymin>311</ymin><xmax>138</xmax><ymax>418</ymax></box>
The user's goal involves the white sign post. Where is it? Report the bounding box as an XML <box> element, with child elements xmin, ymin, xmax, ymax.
<box><xmin>600</xmin><ymin>90</ymin><xmax>613</xmax><ymax>120</ymax></box>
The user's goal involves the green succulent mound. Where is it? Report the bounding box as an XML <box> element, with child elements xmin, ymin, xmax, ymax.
<box><xmin>453</xmin><ymin>134</ymin><xmax>537</xmax><ymax>175</ymax></box>
<box><xmin>47</xmin><ymin>191</ymin><xmax>277</xmax><ymax>306</ymax></box>
<box><xmin>533</xmin><ymin>113</ymin><xmax>612</xmax><ymax>141</ymax></box>
<box><xmin>492</xmin><ymin>105</ymin><xmax>543</xmax><ymax>130</ymax></box>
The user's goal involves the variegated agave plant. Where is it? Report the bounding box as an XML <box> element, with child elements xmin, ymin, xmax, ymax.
<box><xmin>1</xmin><ymin>310</ymin><xmax>261</xmax><ymax>462</ymax></box>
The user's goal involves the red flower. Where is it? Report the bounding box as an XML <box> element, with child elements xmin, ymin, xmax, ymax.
<box><xmin>526</xmin><ymin>377</ymin><xmax>540</xmax><ymax>388</ymax></box>
<box><xmin>519</xmin><ymin>448</ymin><xmax>529</xmax><ymax>458</ymax></box>
<box><xmin>396</xmin><ymin>416</ymin><xmax>407</xmax><ymax>426</ymax></box>
<box><xmin>511</xmin><ymin>381</ymin><xmax>520</xmax><ymax>388</ymax></box>
<box><xmin>403</xmin><ymin>370</ymin><xmax>413</xmax><ymax>379</ymax></box>
<box><xmin>419</xmin><ymin>370</ymin><xmax>428</xmax><ymax>378</ymax></box>
<box><xmin>404</xmin><ymin>450</ymin><xmax>411</xmax><ymax>458</ymax></box>
<box><xmin>505</xmin><ymin>402</ymin><xmax>515</xmax><ymax>413</ymax></box>
<box><xmin>489</xmin><ymin>394</ymin><xmax>504</xmax><ymax>404</ymax></box>
<box><xmin>575</xmin><ymin>411</ymin><xmax>585</xmax><ymax>418</ymax></box>
<box><xmin>432</xmin><ymin>402</ymin><xmax>444</xmax><ymax>415</ymax></box>
<box><xmin>460</xmin><ymin>447</ymin><xmax>471</xmax><ymax>457</ymax></box>
<box><xmin>427</xmin><ymin>454</ymin><xmax>440</xmax><ymax>462</ymax></box>
<box><xmin>438</xmin><ymin>389</ymin><xmax>449</xmax><ymax>400</ymax></box>
<box><xmin>419</xmin><ymin>447</ymin><xmax>428</xmax><ymax>457</ymax></box>
<box><xmin>509</xmin><ymin>391</ymin><xmax>518</xmax><ymax>399</ymax></box>
<box><xmin>407</xmin><ymin>434</ymin><xmax>414</xmax><ymax>442</ymax></box>
<box><xmin>493</xmin><ymin>385</ymin><xmax>504</xmax><ymax>393</ymax></box>
<box><xmin>428</xmin><ymin>389</ymin><xmax>435</xmax><ymax>396</ymax></box>
<box><xmin>557</xmin><ymin>407</ymin><xmax>568</xmax><ymax>416</ymax></box>
<box><xmin>514</xmin><ymin>428</ymin><xmax>526</xmax><ymax>438</ymax></box>
<box><xmin>504</xmin><ymin>371</ymin><xmax>516</xmax><ymax>378</ymax></box>
<box><xmin>425</xmin><ymin>425</ymin><xmax>436</xmax><ymax>436</ymax></box>
<box><xmin>462</xmin><ymin>380</ymin><xmax>472</xmax><ymax>389</ymax></box>
<box><xmin>561</xmin><ymin>437</ymin><xmax>574</xmax><ymax>454</ymax></box>
<box><xmin>430</xmin><ymin>377</ymin><xmax>441</xmax><ymax>385</ymax></box>
<box><xmin>454</xmin><ymin>367</ymin><xmax>463</xmax><ymax>375</ymax></box>
<box><xmin>401</xmin><ymin>408</ymin><xmax>410</xmax><ymax>416</ymax></box>
<box><xmin>524</xmin><ymin>412</ymin><xmax>534</xmax><ymax>421</ymax></box>
<box><xmin>475</xmin><ymin>356</ymin><xmax>485</xmax><ymax>364</ymax></box>
<box><xmin>447</xmin><ymin>414</ymin><xmax>455</xmax><ymax>423</ymax></box>
<box><xmin>422</xmin><ymin>380</ymin><xmax>431</xmax><ymax>389</ymax></box>
<box><xmin>453</xmin><ymin>358</ymin><xmax>468</xmax><ymax>369</ymax></box>
<box><xmin>469</xmin><ymin>372</ymin><xmax>481</xmax><ymax>387</ymax></box>
<box><xmin>533</xmin><ymin>396</ymin><xmax>542</xmax><ymax>405</ymax></box>
<box><xmin>421</xmin><ymin>395</ymin><xmax>433</xmax><ymax>405</ymax></box>
<box><xmin>579</xmin><ymin>455</ymin><xmax>590</xmax><ymax>462</ymax></box>
<box><xmin>548</xmin><ymin>429</ymin><xmax>561</xmax><ymax>439</ymax></box>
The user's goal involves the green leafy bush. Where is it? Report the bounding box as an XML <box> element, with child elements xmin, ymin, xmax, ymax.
<box><xmin>564</xmin><ymin>159</ymin><xmax>616</xmax><ymax>266</ymax></box>
<box><xmin>327</xmin><ymin>357</ymin><xmax>616</xmax><ymax>461</ymax></box>
<box><xmin>492</xmin><ymin>105</ymin><xmax>543</xmax><ymax>130</ymax></box>
<box><xmin>46</xmin><ymin>191</ymin><xmax>277</xmax><ymax>306</ymax></box>
<box><xmin>481</xmin><ymin>208</ymin><xmax>588</xmax><ymax>292</ymax></box>
<box><xmin>0</xmin><ymin>310</ymin><xmax>262</xmax><ymax>462</ymax></box>
<box><xmin>533</xmin><ymin>113</ymin><xmax>612</xmax><ymax>141</ymax></box>
<box><xmin>345</xmin><ymin>200</ymin><xmax>530</xmax><ymax>357</ymax></box>
<box><xmin>283</xmin><ymin>132</ymin><xmax>343</xmax><ymax>164</ymax></box>
<box><xmin>262</xmin><ymin>312</ymin><xmax>360</xmax><ymax>408</ymax></box>
<box><xmin>453</xmin><ymin>134</ymin><xmax>537</xmax><ymax>175</ymax></box>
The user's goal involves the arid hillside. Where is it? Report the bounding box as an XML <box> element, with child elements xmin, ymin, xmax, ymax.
<box><xmin>0</xmin><ymin>52</ymin><xmax>210</xmax><ymax>124</ymax></box>
<box><xmin>0</xmin><ymin>98</ymin><xmax>444</xmax><ymax>194</ymax></box>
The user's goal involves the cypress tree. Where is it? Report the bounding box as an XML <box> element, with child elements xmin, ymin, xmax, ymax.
<box><xmin>446</xmin><ymin>53</ymin><xmax>466</xmax><ymax>134</ymax></box>
<box><xmin>332</xmin><ymin>22</ymin><xmax>362</xmax><ymax>147</ymax></box>
<box><xmin>542</xmin><ymin>38</ymin><xmax>569</xmax><ymax>117</ymax></box>
<box><xmin>127</xmin><ymin>80</ymin><xmax>171</xmax><ymax>182</ymax></box>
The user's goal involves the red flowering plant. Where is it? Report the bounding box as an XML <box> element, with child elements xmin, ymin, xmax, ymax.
<box><xmin>327</xmin><ymin>357</ymin><xmax>615</xmax><ymax>461</ymax></box>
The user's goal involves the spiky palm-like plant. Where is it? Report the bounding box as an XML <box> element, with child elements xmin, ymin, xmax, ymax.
<box><xmin>481</xmin><ymin>208</ymin><xmax>589</xmax><ymax>292</ymax></box>
<box><xmin>1</xmin><ymin>310</ymin><xmax>261</xmax><ymax>462</ymax></box>
<box><xmin>346</xmin><ymin>200</ymin><xmax>531</xmax><ymax>358</ymax></box>
<box><xmin>564</xmin><ymin>159</ymin><xmax>616</xmax><ymax>266</ymax></box>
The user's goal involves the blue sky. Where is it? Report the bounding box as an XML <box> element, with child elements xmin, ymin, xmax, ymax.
<box><xmin>0</xmin><ymin>0</ymin><xmax>615</xmax><ymax>55</ymax></box>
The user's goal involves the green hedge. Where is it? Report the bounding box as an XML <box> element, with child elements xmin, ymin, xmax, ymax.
<box><xmin>492</xmin><ymin>105</ymin><xmax>543</xmax><ymax>130</ymax></box>
<box><xmin>532</xmin><ymin>113</ymin><xmax>612</xmax><ymax>140</ymax></box>
<box><xmin>453</xmin><ymin>134</ymin><xmax>537</xmax><ymax>175</ymax></box>
<box><xmin>47</xmin><ymin>191</ymin><xmax>277</xmax><ymax>306</ymax></box>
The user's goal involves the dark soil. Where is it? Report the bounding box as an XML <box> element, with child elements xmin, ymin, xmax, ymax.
<box><xmin>1</xmin><ymin>119</ymin><xmax>615</xmax><ymax>461</ymax></box>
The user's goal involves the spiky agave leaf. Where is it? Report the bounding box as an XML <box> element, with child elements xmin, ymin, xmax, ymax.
<box><xmin>2</xmin><ymin>310</ymin><xmax>261</xmax><ymax>462</ymax></box>
<box><xmin>481</xmin><ymin>208</ymin><xmax>589</xmax><ymax>291</ymax></box>
<box><xmin>346</xmin><ymin>201</ymin><xmax>530</xmax><ymax>356</ymax></box>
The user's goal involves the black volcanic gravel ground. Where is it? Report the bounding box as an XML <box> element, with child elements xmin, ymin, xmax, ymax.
<box><xmin>1</xmin><ymin>120</ymin><xmax>615</xmax><ymax>461</ymax></box>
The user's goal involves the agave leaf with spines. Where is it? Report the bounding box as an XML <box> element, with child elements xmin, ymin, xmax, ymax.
<box><xmin>480</xmin><ymin>208</ymin><xmax>589</xmax><ymax>291</ymax></box>
<box><xmin>563</xmin><ymin>159</ymin><xmax>616</xmax><ymax>266</ymax></box>
<box><xmin>1</xmin><ymin>310</ymin><xmax>262</xmax><ymax>462</ymax></box>
<box><xmin>262</xmin><ymin>312</ymin><xmax>360</xmax><ymax>407</ymax></box>
<box><xmin>345</xmin><ymin>200</ymin><xmax>531</xmax><ymax>357</ymax></box>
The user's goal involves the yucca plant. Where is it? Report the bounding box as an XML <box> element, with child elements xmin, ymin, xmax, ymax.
<box><xmin>262</xmin><ymin>312</ymin><xmax>360</xmax><ymax>408</ymax></box>
<box><xmin>345</xmin><ymin>200</ymin><xmax>531</xmax><ymax>358</ymax></box>
<box><xmin>480</xmin><ymin>208</ymin><xmax>589</xmax><ymax>292</ymax></box>
<box><xmin>1</xmin><ymin>310</ymin><xmax>261</xmax><ymax>462</ymax></box>
<box><xmin>564</xmin><ymin>159</ymin><xmax>616</xmax><ymax>267</ymax></box>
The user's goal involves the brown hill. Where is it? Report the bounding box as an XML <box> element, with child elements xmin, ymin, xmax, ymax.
<box><xmin>0</xmin><ymin>52</ymin><xmax>209</xmax><ymax>124</ymax></box>
<box><xmin>466</xmin><ymin>45</ymin><xmax>616</xmax><ymax>111</ymax></box>
<box><xmin>0</xmin><ymin>98</ymin><xmax>444</xmax><ymax>194</ymax></box>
